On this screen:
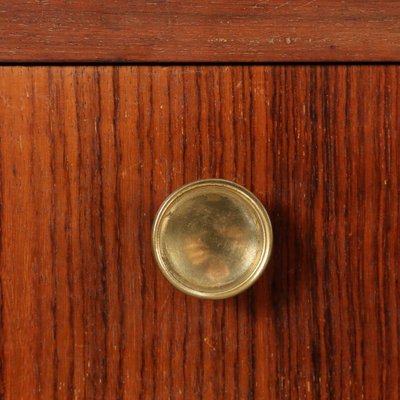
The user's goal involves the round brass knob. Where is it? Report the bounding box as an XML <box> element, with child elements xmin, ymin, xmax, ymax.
<box><xmin>151</xmin><ymin>179</ymin><xmax>273</xmax><ymax>299</ymax></box>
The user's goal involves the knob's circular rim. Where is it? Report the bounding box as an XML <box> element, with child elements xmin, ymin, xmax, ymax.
<box><xmin>151</xmin><ymin>179</ymin><xmax>273</xmax><ymax>300</ymax></box>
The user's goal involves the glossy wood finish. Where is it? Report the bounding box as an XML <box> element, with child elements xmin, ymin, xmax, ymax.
<box><xmin>0</xmin><ymin>65</ymin><xmax>399</xmax><ymax>399</ymax></box>
<box><xmin>1</xmin><ymin>1</ymin><xmax>400</xmax><ymax>63</ymax></box>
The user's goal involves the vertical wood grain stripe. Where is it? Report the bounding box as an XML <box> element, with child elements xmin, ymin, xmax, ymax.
<box><xmin>0</xmin><ymin>65</ymin><xmax>398</xmax><ymax>399</ymax></box>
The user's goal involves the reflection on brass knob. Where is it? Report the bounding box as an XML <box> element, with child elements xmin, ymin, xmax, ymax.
<box><xmin>151</xmin><ymin>179</ymin><xmax>273</xmax><ymax>299</ymax></box>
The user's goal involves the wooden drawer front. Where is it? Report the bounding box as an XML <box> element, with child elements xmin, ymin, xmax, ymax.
<box><xmin>0</xmin><ymin>65</ymin><xmax>399</xmax><ymax>399</ymax></box>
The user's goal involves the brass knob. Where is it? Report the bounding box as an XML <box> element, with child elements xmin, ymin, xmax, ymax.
<box><xmin>152</xmin><ymin>179</ymin><xmax>273</xmax><ymax>299</ymax></box>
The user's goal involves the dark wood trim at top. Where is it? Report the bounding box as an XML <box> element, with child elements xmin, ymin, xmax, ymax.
<box><xmin>0</xmin><ymin>1</ymin><xmax>399</xmax><ymax>63</ymax></box>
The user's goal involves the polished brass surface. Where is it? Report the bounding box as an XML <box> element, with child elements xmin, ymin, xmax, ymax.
<box><xmin>152</xmin><ymin>179</ymin><xmax>273</xmax><ymax>299</ymax></box>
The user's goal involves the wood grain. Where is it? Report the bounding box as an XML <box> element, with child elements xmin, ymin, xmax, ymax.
<box><xmin>0</xmin><ymin>1</ymin><xmax>399</xmax><ymax>63</ymax></box>
<box><xmin>0</xmin><ymin>65</ymin><xmax>399</xmax><ymax>399</ymax></box>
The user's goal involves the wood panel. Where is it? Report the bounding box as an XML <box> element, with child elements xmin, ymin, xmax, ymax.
<box><xmin>0</xmin><ymin>65</ymin><xmax>399</xmax><ymax>399</ymax></box>
<box><xmin>0</xmin><ymin>1</ymin><xmax>400</xmax><ymax>63</ymax></box>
